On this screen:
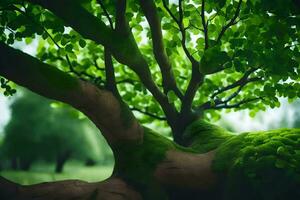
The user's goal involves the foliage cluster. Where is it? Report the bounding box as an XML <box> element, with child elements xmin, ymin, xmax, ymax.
<box><xmin>0</xmin><ymin>0</ymin><xmax>299</xmax><ymax>126</ymax></box>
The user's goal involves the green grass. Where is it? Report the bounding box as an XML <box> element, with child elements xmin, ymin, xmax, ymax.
<box><xmin>0</xmin><ymin>161</ymin><xmax>113</xmax><ymax>185</ymax></box>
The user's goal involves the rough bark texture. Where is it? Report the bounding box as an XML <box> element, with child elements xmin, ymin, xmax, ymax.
<box><xmin>0</xmin><ymin>176</ymin><xmax>143</xmax><ymax>200</ymax></box>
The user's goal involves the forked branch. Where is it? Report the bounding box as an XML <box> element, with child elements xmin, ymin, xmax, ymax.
<box><xmin>211</xmin><ymin>67</ymin><xmax>259</xmax><ymax>99</ymax></box>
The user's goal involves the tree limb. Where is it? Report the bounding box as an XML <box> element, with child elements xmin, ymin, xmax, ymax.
<box><xmin>115</xmin><ymin>0</ymin><xmax>129</xmax><ymax>34</ymax></box>
<box><xmin>161</xmin><ymin>0</ymin><xmax>205</xmax><ymax>124</ymax></box>
<box><xmin>211</xmin><ymin>67</ymin><xmax>259</xmax><ymax>99</ymax></box>
<box><xmin>222</xmin><ymin>77</ymin><xmax>261</xmax><ymax>103</ymax></box>
<box><xmin>139</xmin><ymin>0</ymin><xmax>183</xmax><ymax>99</ymax></box>
<box><xmin>0</xmin><ymin>43</ymin><xmax>142</xmax><ymax>144</ymax></box>
<box><xmin>0</xmin><ymin>176</ymin><xmax>142</xmax><ymax>200</ymax></box>
<box><xmin>180</xmin><ymin>72</ymin><xmax>204</xmax><ymax>115</ymax></box>
<box><xmin>130</xmin><ymin>107</ymin><xmax>167</xmax><ymax>121</ymax></box>
<box><xmin>212</xmin><ymin>97</ymin><xmax>263</xmax><ymax>109</ymax></box>
<box><xmin>27</xmin><ymin>0</ymin><xmax>114</xmax><ymax>49</ymax></box>
<box><xmin>96</xmin><ymin>0</ymin><xmax>114</xmax><ymax>29</ymax></box>
<box><xmin>104</xmin><ymin>48</ymin><xmax>119</xmax><ymax>96</ymax></box>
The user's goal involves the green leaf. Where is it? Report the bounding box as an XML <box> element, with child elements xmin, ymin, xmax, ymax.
<box><xmin>200</xmin><ymin>46</ymin><xmax>230</xmax><ymax>74</ymax></box>
<box><xmin>167</xmin><ymin>91</ymin><xmax>177</xmax><ymax>103</ymax></box>
<box><xmin>183</xmin><ymin>18</ymin><xmax>189</xmax><ymax>27</ymax></box>
<box><xmin>65</xmin><ymin>44</ymin><xmax>73</xmax><ymax>53</ymax></box>
<box><xmin>79</xmin><ymin>39</ymin><xmax>86</xmax><ymax>48</ymax></box>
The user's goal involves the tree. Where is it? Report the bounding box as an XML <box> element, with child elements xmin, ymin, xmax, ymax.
<box><xmin>0</xmin><ymin>0</ymin><xmax>299</xmax><ymax>199</ymax></box>
<box><xmin>1</xmin><ymin>89</ymin><xmax>105</xmax><ymax>173</ymax></box>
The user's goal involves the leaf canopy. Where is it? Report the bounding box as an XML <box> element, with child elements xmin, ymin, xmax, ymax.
<box><xmin>0</xmin><ymin>0</ymin><xmax>299</xmax><ymax>123</ymax></box>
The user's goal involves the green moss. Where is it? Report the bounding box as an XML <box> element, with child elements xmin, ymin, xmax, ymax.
<box><xmin>212</xmin><ymin>128</ymin><xmax>300</xmax><ymax>200</ymax></box>
<box><xmin>113</xmin><ymin>127</ymin><xmax>176</xmax><ymax>185</ymax></box>
<box><xmin>112</xmin><ymin>121</ymin><xmax>300</xmax><ymax>199</ymax></box>
<box><xmin>183</xmin><ymin>120</ymin><xmax>233</xmax><ymax>153</ymax></box>
<box><xmin>112</xmin><ymin>127</ymin><xmax>178</xmax><ymax>199</ymax></box>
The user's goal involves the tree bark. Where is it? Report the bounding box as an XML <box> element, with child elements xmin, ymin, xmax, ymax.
<box><xmin>0</xmin><ymin>176</ymin><xmax>143</xmax><ymax>200</ymax></box>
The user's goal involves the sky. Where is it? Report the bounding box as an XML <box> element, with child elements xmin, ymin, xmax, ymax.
<box><xmin>0</xmin><ymin>40</ymin><xmax>38</xmax><ymax>134</ymax></box>
<box><xmin>0</xmin><ymin>90</ymin><xmax>297</xmax><ymax>135</ymax></box>
<box><xmin>219</xmin><ymin>99</ymin><xmax>296</xmax><ymax>132</ymax></box>
<box><xmin>0</xmin><ymin>94</ymin><xmax>11</xmax><ymax>133</ymax></box>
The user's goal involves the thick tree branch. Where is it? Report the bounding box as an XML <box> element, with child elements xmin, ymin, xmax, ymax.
<box><xmin>181</xmin><ymin>72</ymin><xmax>204</xmax><ymax>115</ymax></box>
<box><xmin>216</xmin><ymin>0</ymin><xmax>242</xmax><ymax>43</ymax></box>
<box><xmin>0</xmin><ymin>43</ymin><xmax>142</xmax><ymax>144</ymax></box>
<box><xmin>115</xmin><ymin>0</ymin><xmax>129</xmax><ymax>34</ymax></box>
<box><xmin>27</xmin><ymin>0</ymin><xmax>114</xmax><ymax>48</ymax></box>
<box><xmin>25</xmin><ymin>0</ymin><xmax>140</xmax><ymax>75</ymax></box>
<box><xmin>0</xmin><ymin>176</ymin><xmax>142</xmax><ymax>200</ymax></box>
<box><xmin>155</xmin><ymin>150</ymin><xmax>216</xmax><ymax>189</ymax></box>
<box><xmin>139</xmin><ymin>0</ymin><xmax>183</xmax><ymax>99</ymax></box>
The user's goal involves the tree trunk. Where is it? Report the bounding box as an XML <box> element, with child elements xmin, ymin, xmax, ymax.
<box><xmin>10</xmin><ymin>157</ymin><xmax>18</xmax><ymax>170</ymax></box>
<box><xmin>55</xmin><ymin>151</ymin><xmax>71</xmax><ymax>173</ymax></box>
<box><xmin>19</xmin><ymin>158</ymin><xmax>32</xmax><ymax>171</ymax></box>
<box><xmin>85</xmin><ymin>158</ymin><xmax>96</xmax><ymax>166</ymax></box>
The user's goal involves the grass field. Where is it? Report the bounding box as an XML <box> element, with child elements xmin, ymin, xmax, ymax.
<box><xmin>0</xmin><ymin>161</ymin><xmax>113</xmax><ymax>185</ymax></box>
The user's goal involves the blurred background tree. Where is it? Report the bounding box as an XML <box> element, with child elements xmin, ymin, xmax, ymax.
<box><xmin>0</xmin><ymin>88</ymin><xmax>113</xmax><ymax>173</ymax></box>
